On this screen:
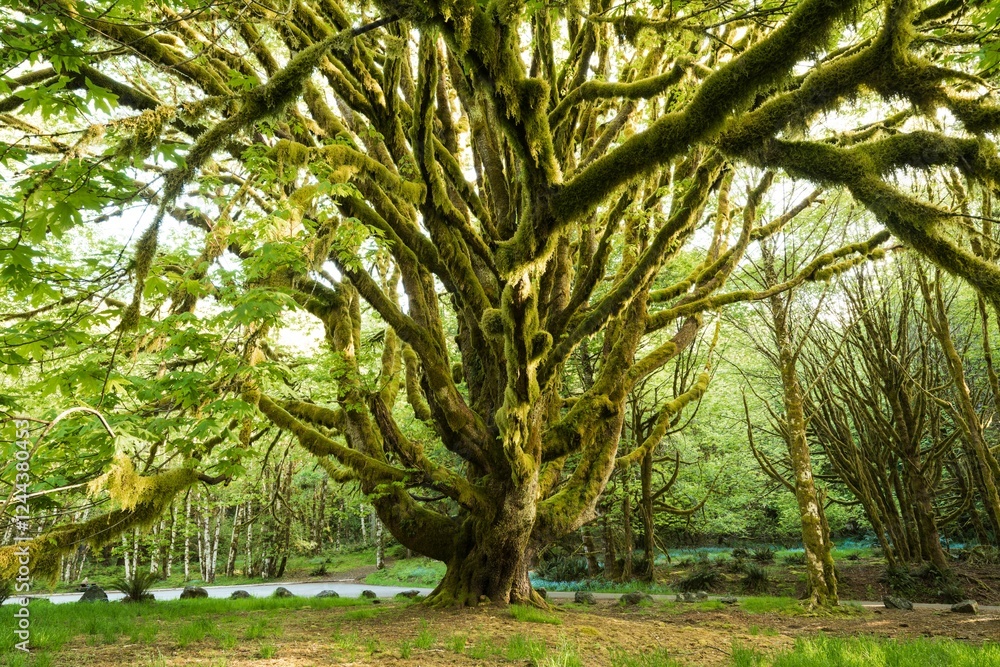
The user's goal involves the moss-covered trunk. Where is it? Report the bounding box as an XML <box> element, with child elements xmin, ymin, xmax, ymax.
<box><xmin>776</xmin><ymin>333</ymin><xmax>838</xmax><ymax>606</ymax></box>
<box><xmin>639</xmin><ymin>450</ymin><xmax>657</xmax><ymax>582</ymax></box>
<box><xmin>423</xmin><ymin>477</ymin><xmax>542</xmax><ymax>606</ymax></box>
<box><xmin>763</xmin><ymin>245</ymin><xmax>837</xmax><ymax>606</ymax></box>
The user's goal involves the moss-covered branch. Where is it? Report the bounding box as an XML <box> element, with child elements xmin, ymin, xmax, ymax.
<box><xmin>550</xmin><ymin>0</ymin><xmax>864</xmax><ymax>225</ymax></box>
<box><xmin>254</xmin><ymin>393</ymin><xmax>408</xmax><ymax>483</ymax></box>
<box><xmin>0</xmin><ymin>461</ymin><xmax>199</xmax><ymax>580</ymax></box>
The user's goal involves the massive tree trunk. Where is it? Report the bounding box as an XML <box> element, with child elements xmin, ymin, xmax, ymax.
<box><xmin>423</xmin><ymin>479</ymin><xmax>541</xmax><ymax>606</ymax></box>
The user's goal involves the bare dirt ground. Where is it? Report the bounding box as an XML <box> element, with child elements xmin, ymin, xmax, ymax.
<box><xmin>55</xmin><ymin>598</ymin><xmax>1000</xmax><ymax>667</ymax></box>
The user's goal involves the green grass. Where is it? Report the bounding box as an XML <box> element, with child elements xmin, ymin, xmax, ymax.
<box><xmin>243</xmin><ymin>619</ymin><xmax>279</xmax><ymax>640</ymax></box>
<box><xmin>510</xmin><ymin>604</ymin><xmax>563</xmax><ymax>624</ymax></box>
<box><xmin>735</xmin><ymin>596</ymin><xmax>865</xmax><ymax>617</ymax></box>
<box><xmin>341</xmin><ymin>606</ymin><xmax>385</xmax><ymax>621</ymax></box>
<box><xmin>739</xmin><ymin>596</ymin><xmax>807</xmax><ymax>614</ymax></box>
<box><xmin>732</xmin><ymin>636</ymin><xmax>1000</xmax><ymax>666</ymax></box>
<box><xmin>538</xmin><ymin>642</ymin><xmax>584</xmax><ymax>667</ymax></box>
<box><xmin>447</xmin><ymin>633</ymin><xmax>468</xmax><ymax>653</ymax></box>
<box><xmin>610</xmin><ymin>648</ymin><xmax>684</xmax><ymax>667</ymax></box>
<box><xmin>415</xmin><ymin>620</ymin><xmax>436</xmax><ymax>649</ymax></box>
<box><xmin>174</xmin><ymin>618</ymin><xmax>214</xmax><ymax>647</ymax></box>
<box><xmin>662</xmin><ymin>599</ymin><xmax>725</xmax><ymax>614</ymax></box>
<box><xmin>364</xmin><ymin>557</ymin><xmax>445</xmax><ymax>587</ymax></box>
<box><xmin>506</xmin><ymin>633</ymin><xmax>547</xmax><ymax>661</ymax></box>
<box><xmin>467</xmin><ymin>636</ymin><xmax>499</xmax><ymax>659</ymax></box>
<box><xmin>0</xmin><ymin>594</ymin><xmax>366</xmax><ymax>663</ymax></box>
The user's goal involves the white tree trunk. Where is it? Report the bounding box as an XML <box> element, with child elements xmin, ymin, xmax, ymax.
<box><xmin>226</xmin><ymin>504</ymin><xmax>241</xmax><ymax>577</ymax></box>
<box><xmin>360</xmin><ymin>504</ymin><xmax>367</xmax><ymax>544</ymax></box>
<box><xmin>184</xmin><ymin>491</ymin><xmax>192</xmax><ymax>581</ymax></box>
<box><xmin>210</xmin><ymin>507</ymin><xmax>222</xmax><ymax>582</ymax></box>
<box><xmin>200</xmin><ymin>506</ymin><xmax>209</xmax><ymax>580</ymax></box>
<box><xmin>150</xmin><ymin>522</ymin><xmax>159</xmax><ymax>575</ymax></box>
<box><xmin>245</xmin><ymin>501</ymin><xmax>254</xmax><ymax>577</ymax></box>
<box><xmin>375</xmin><ymin>516</ymin><xmax>385</xmax><ymax>570</ymax></box>
<box><xmin>166</xmin><ymin>502</ymin><xmax>176</xmax><ymax>578</ymax></box>
<box><xmin>122</xmin><ymin>534</ymin><xmax>131</xmax><ymax>579</ymax></box>
<box><xmin>131</xmin><ymin>529</ymin><xmax>139</xmax><ymax>576</ymax></box>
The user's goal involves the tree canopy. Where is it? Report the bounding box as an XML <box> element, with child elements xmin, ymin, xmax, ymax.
<box><xmin>2</xmin><ymin>0</ymin><xmax>1000</xmax><ymax>605</ymax></box>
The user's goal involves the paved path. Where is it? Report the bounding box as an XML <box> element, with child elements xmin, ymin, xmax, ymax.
<box><xmin>12</xmin><ymin>581</ymin><xmax>434</xmax><ymax>605</ymax></box>
<box><xmin>12</xmin><ymin>583</ymin><xmax>1000</xmax><ymax>613</ymax></box>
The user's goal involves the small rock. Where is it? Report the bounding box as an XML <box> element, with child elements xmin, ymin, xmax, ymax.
<box><xmin>78</xmin><ymin>586</ymin><xmax>109</xmax><ymax>603</ymax></box>
<box><xmin>674</xmin><ymin>593</ymin><xmax>685</xmax><ymax>602</ymax></box>
<box><xmin>230</xmin><ymin>590</ymin><xmax>251</xmax><ymax>599</ymax></box>
<box><xmin>620</xmin><ymin>591</ymin><xmax>653</xmax><ymax>606</ymax></box>
<box><xmin>720</xmin><ymin>596</ymin><xmax>738</xmax><ymax>605</ymax></box>
<box><xmin>883</xmin><ymin>595</ymin><xmax>913</xmax><ymax>611</ymax></box>
<box><xmin>395</xmin><ymin>590</ymin><xmax>420</xmax><ymax>599</ymax></box>
<box><xmin>273</xmin><ymin>587</ymin><xmax>295</xmax><ymax>598</ymax></box>
<box><xmin>360</xmin><ymin>589</ymin><xmax>377</xmax><ymax>599</ymax></box>
<box><xmin>682</xmin><ymin>592</ymin><xmax>696</xmax><ymax>602</ymax></box>
<box><xmin>372</xmin><ymin>599</ymin><xmax>382</xmax><ymax>604</ymax></box>
<box><xmin>574</xmin><ymin>591</ymin><xmax>597</xmax><ymax>605</ymax></box>
<box><xmin>179</xmin><ymin>586</ymin><xmax>208</xmax><ymax>600</ymax></box>
<box><xmin>951</xmin><ymin>600</ymin><xmax>978</xmax><ymax>614</ymax></box>
<box><xmin>316</xmin><ymin>590</ymin><xmax>341</xmax><ymax>598</ymax></box>
<box><xmin>536</xmin><ymin>588</ymin><xmax>547</xmax><ymax>599</ymax></box>
<box><xmin>695</xmin><ymin>591</ymin><xmax>709</xmax><ymax>601</ymax></box>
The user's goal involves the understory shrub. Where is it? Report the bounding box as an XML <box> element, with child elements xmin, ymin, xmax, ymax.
<box><xmin>678</xmin><ymin>565</ymin><xmax>721</xmax><ymax>592</ymax></box>
<box><xmin>112</xmin><ymin>571</ymin><xmax>157</xmax><ymax>603</ymax></box>
<box><xmin>742</xmin><ymin>563</ymin><xmax>773</xmax><ymax>593</ymax></box>
<box><xmin>535</xmin><ymin>549</ymin><xmax>590</xmax><ymax>582</ymax></box>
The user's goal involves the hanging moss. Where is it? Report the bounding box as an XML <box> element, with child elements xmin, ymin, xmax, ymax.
<box><xmin>0</xmin><ymin>462</ymin><xmax>199</xmax><ymax>580</ymax></box>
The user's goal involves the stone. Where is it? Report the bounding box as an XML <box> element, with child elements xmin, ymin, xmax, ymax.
<box><xmin>78</xmin><ymin>585</ymin><xmax>108</xmax><ymax>603</ymax></box>
<box><xmin>674</xmin><ymin>593</ymin><xmax>685</xmax><ymax>603</ymax></box>
<box><xmin>123</xmin><ymin>593</ymin><xmax>154</xmax><ymax>603</ymax></box>
<box><xmin>536</xmin><ymin>588</ymin><xmax>547</xmax><ymax>599</ymax></box>
<box><xmin>695</xmin><ymin>591</ymin><xmax>709</xmax><ymax>601</ymax></box>
<box><xmin>620</xmin><ymin>591</ymin><xmax>653</xmax><ymax>605</ymax></box>
<box><xmin>360</xmin><ymin>589</ymin><xmax>377</xmax><ymax>599</ymax></box>
<box><xmin>720</xmin><ymin>596</ymin><xmax>738</xmax><ymax>605</ymax></box>
<box><xmin>316</xmin><ymin>590</ymin><xmax>341</xmax><ymax>598</ymax></box>
<box><xmin>951</xmin><ymin>600</ymin><xmax>978</xmax><ymax>614</ymax></box>
<box><xmin>574</xmin><ymin>591</ymin><xmax>597</xmax><ymax>605</ymax></box>
<box><xmin>179</xmin><ymin>586</ymin><xmax>208</xmax><ymax>600</ymax></box>
<box><xmin>882</xmin><ymin>595</ymin><xmax>913</xmax><ymax>611</ymax></box>
<box><xmin>682</xmin><ymin>592</ymin><xmax>696</xmax><ymax>602</ymax></box>
<box><xmin>395</xmin><ymin>590</ymin><xmax>420</xmax><ymax>599</ymax></box>
<box><xmin>230</xmin><ymin>590</ymin><xmax>251</xmax><ymax>599</ymax></box>
<box><xmin>273</xmin><ymin>587</ymin><xmax>295</xmax><ymax>598</ymax></box>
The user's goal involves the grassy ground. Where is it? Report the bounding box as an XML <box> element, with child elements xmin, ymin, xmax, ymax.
<box><xmin>2</xmin><ymin>592</ymin><xmax>997</xmax><ymax>666</ymax></box>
